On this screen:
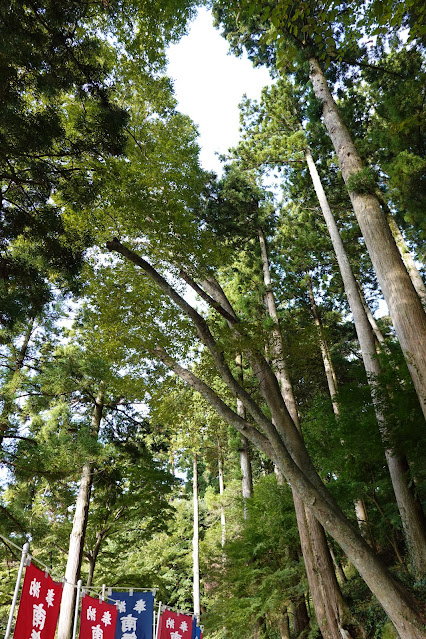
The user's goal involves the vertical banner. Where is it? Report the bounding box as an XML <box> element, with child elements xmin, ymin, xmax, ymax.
<box><xmin>109</xmin><ymin>590</ymin><xmax>154</xmax><ymax>639</ymax></box>
<box><xmin>79</xmin><ymin>594</ymin><xmax>118</xmax><ymax>639</ymax></box>
<box><xmin>195</xmin><ymin>627</ymin><xmax>203</xmax><ymax>639</ymax></box>
<box><xmin>13</xmin><ymin>561</ymin><xmax>63</xmax><ymax>639</ymax></box>
<box><xmin>157</xmin><ymin>610</ymin><xmax>194</xmax><ymax>639</ymax></box>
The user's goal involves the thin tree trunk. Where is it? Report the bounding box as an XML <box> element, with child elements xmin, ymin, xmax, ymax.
<box><xmin>328</xmin><ymin>545</ymin><xmax>347</xmax><ymax>585</ymax></box>
<box><xmin>236</xmin><ymin>353</ymin><xmax>254</xmax><ymax>513</ymax></box>
<box><xmin>384</xmin><ymin>208</ymin><xmax>426</xmax><ymax>309</ymax></box>
<box><xmin>193</xmin><ymin>453</ymin><xmax>201</xmax><ymax>618</ymax></box>
<box><xmin>218</xmin><ymin>442</ymin><xmax>226</xmax><ymax>547</ymax></box>
<box><xmin>305</xmin><ymin>148</ymin><xmax>426</xmax><ymax>580</ymax></box>
<box><xmin>57</xmin><ymin>383</ymin><xmax>105</xmax><ymax>639</ymax></box>
<box><xmin>308</xmin><ymin>56</ymin><xmax>426</xmax><ymax>420</ymax></box>
<box><xmin>306</xmin><ymin>277</ymin><xmax>339</xmax><ymax>414</ymax></box>
<box><xmin>354</xmin><ymin>498</ymin><xmax>375</xmax><ymax>549</ymax></box>
<box><xmin>258</xmin><ymin>227</ymin><xmax>350</xmax><ymax>639</ymax></box>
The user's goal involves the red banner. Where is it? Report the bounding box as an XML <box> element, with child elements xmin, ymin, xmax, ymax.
<box><xmin>79</xmin><ymin>594</ymin><xmax>118</xmax><ymax>639</ymax></box>
<box><xmin>158</xmin><ymin>610</ymin><xmax>194</xmax><ymax>639</ymax></box>
<box><xmin>13</xmin><ymin>561</ymin><xmax>63</xmax><ymax>639</ymax></box>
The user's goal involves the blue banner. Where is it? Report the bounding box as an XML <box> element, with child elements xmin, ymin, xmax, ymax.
<box><xmin>109</xmin><ymin>590</ymin><xmax>154</xmax><ymax>639</ymax></box>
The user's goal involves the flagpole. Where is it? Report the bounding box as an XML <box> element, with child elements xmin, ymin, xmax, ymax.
<box><xmin>155</xmin><ymin>602</ymin><xmax>162</xmax><ymax>639</ymax></box>
<box><xmin>71</xmin><ymin>579</ymin><xmax>82</xmax><ymax>639</ymax></box>
<box><xmin>4</xmin><ymin>541</ymin><xmax>30</xmax><ymax>639</ymax></box>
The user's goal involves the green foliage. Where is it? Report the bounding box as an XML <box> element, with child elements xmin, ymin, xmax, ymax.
<box><xmin>346</xmin><ymin>168</ymin><xmax>378</xmax><ymax>196</ymax></box>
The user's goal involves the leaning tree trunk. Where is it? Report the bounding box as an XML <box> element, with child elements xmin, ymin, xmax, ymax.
<box><xmin>305</xmin><ymin>149</ymin><xmax>426</xmax><ymax>580</ymax></box>
<box><xmin>308</xmin><ymin>57</ymin><xmax>426</xmax><ymax>420</ymax></box>
<box><xmin>259</xmin><ymin>227</ymin><xmax>352</xmax><ymax>639</ymax></box>
<box><xmin>57</xmin><ymin>383</ymin><xmax>105</xmax><ymax>639</ymax></box>
<box><xmin>107</xmin><ymin>238</ymin><xmax>426</xmax><ymax>638</ymax></box>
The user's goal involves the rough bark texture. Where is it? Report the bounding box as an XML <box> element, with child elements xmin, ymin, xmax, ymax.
<box><xmin>193</xmin><ymin>454</ymin><xmax>201</xmax><ymax>618</ymax></box>
<box><xmin>107</xmin><ymin>239</ymin><xmax>426</xmax><ymax>638</ymax></box>
<box><xmin>308</xmin><ymin>57</ymin><xmax>426</xmax><ymax>420</ymax></box>
<box><xmin>57</xmin><ymin>384</ymin><xmax>105</xmax><ymax>639</ymax></box>
<box><xmin>305</xmin><ymin>148</ymin><xmax>426</xmax><ymax>580</ymax></box>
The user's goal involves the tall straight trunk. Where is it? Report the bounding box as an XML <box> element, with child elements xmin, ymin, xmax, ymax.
<box><xmin>236</xmin><ymin>353</ymin><xmax>254</xmax><ymax>511</ymax></box>
<box><xmin>217</xmin><ymin>442</ymin><xmax>226</xmax><ymax>547</ymax></box>
<box><xmin>308</xmin><ymin>57</ymin><xmax>426</xmax><ymax>420</ymax></box>
<box><xmin>385</xmin><ymin>209</ymin><xmax>426</xmax><ymax>309</ymax></box>
<box><xmin>259</xmin><ymin>227</ymin><xmax>350</xmax><ymax>639</ymax></box>
<box><xmin>57</xmin><ymin>383</ymin><xmax>105</xmax><ymax>639</ymax></box>
<box><xmin>193</xmin><ymin>453</ymin><xmax>201</xmax><ymax>618</ymax></box>
<box><xmin>107</xmin><ymin>239</ymin><xmax>426</xmax><ymax>638</ymax></box>
<box><xmin>305</xmin><ymin>149</ymin><xmax>426</xmax><ymax>580</ymax></box>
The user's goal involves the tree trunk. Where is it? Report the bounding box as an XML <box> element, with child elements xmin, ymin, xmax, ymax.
<box><xmin>57</xmin><ymin>383</ymin><xmax>105</xmax><ymax>639</ymax></box>
<box><xmin>277</xmin><ymin>611</ymin><xmax>291</xmax><ymax>639</ymax></box>
<box><xmin>236</xmin><ymin>353</ymin><xmax>254</xmax><ymax>513</ymax></box>
<box><xmin>385</xmin><ymin>209</ymin><xmax>426</xmax><ymax>309</ymax></box>
<box><xmin>193</xmin><ymin>453</ymin><xmax>201</xmax><ymax>618</ymax></box>
<box><xmin>218</xmin><ymin>442</ymin><xmax>226</xmax><ymax>547</ymax></box>
<box><xmin>259</xmin><ymin>227</ymin><xmax>350</xmax><ymax>638</ymax></box>
<box><xmin>328</xmin><ymin>545</ymin><xmax>347</xmax><ymax>585</ymax></box>
<box><xmin>354</xmin><ymin>498</ymin><xmax>375</xmax><ymax>549</ymax></box>
<box><xmin>305</xmin><ymin>147</ymin><xmax>426</xmax><ymax>580</ymax></box>
<box><xmin>306</xmin><ymin>277</ymin><xmax>339</xmax><ymax>414</ymax></box>
<box><xmin>85</xmin><ymin>532</ymin><xmax>104</xmax><ymax>589</ymax></box>
<box><xmin>107</xmin><ymin>239</ymin><xmax>426</xmax><ymax>638</ymax></box>
<box><xmin>308</xmin><ymin>56</ymin><xmax>426</xmax><ymax>420</ymax></box>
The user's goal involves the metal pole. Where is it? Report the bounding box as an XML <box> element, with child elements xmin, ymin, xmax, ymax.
<box><xmin>4</xmin><ymin>541</ymin><xmax>30</xmax><ymax>639</ymax></box>
<box><xmin>71</xmin><ymin>580</ymin><xmax>82</xmax><ymax>639</ymax></box>
<box><xmin>155</xmin><ymin>602</ymin><xmax>162</xmax><ymax>639</ymax></box>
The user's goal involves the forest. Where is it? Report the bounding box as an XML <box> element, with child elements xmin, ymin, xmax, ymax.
<box><xmin>0</xmin><ymin>1</ymin><xmax>425</xmax><ymax>638</ymax></box>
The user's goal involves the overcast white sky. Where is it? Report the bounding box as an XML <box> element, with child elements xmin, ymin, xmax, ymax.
<box><xmin>167</xmin><ymin>8</ymin><xmax>271</xmax><ymax>175</ymax></box>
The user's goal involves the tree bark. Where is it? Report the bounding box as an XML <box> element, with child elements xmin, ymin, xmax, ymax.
<box><xmin>385</xmin><ymin>209</ymin><xmax>426</xmax><ymax>309</ymax></box>
<box><xmin>107</xmin><ymin>239</ymin><xmax>426</xmax><ymax>638</ymax></box>
<box><xmin>236</xmin><ymin>353</ymin><xmax>254</xmax><ymax>513</ymax></box>
<box><xmin>57</xmin><ymin>383</ymin><xmax>105</xmax><ymax>639</ymax></box>
<box><xmin>306</xmin><ymin>277</ymin><xmax>339</xmax><ymax>415</ymax></box>
<box><xmin>258</xmin><ymin>227</ymin><xmax>349</xmax><ymax>639</ymax></box>
<box><xmin>308</xmin><ymin>57</ymin><xmax>426</xmax><ymax>420</ymax></box>
<box><xmin>305</xmin><ymin>149</ymin><xmax>426</xmax><ymax>580</ymax></box>
<box><xmin>193</xmin><ymin>453</ymin><xmax>201</xmax><ymax>618</ymax></box>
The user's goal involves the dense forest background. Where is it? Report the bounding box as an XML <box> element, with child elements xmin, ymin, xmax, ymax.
<box><xmin>0</xmin><ymin>1</ymin><xmax>425</xmax><ymax>638</ymax></box>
